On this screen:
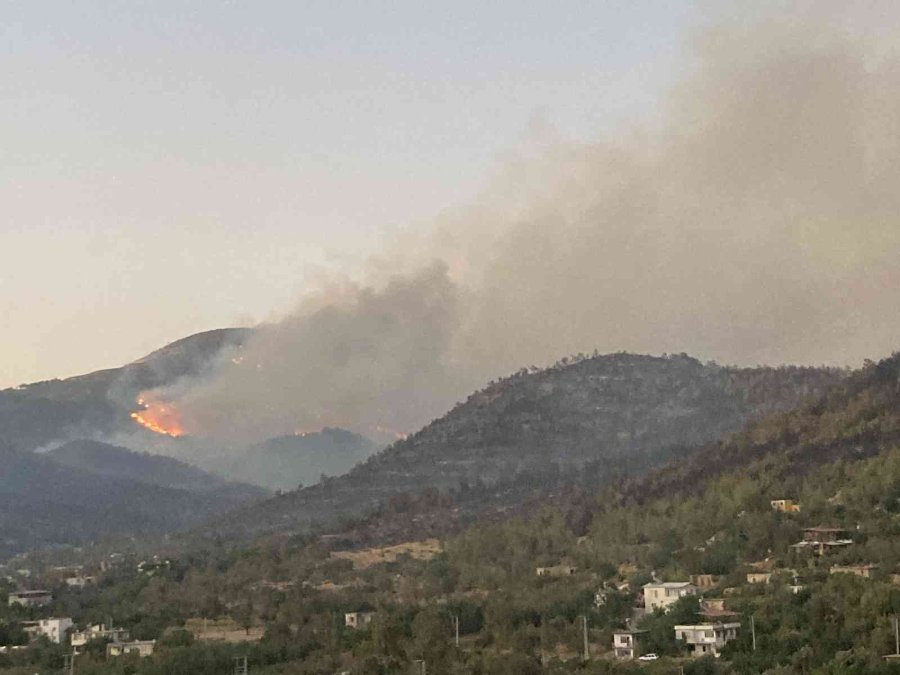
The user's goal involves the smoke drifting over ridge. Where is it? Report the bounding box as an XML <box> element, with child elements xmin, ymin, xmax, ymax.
<box><xmin>159</xmin><ymin>7</ymin><xmax>900</xmax><ymax>441</ymax></box>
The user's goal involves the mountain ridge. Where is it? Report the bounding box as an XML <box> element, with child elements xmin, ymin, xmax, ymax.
<box><xmin>211</xmin><ymin>352</ymin><xmax>845</xmax><ymax>540</ymax></box>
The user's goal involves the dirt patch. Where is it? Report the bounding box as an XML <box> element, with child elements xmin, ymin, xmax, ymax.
<box><xmin>330</xmin><ymin>539</ymin><xmax>441</xmax><ymax>570</ymax></box>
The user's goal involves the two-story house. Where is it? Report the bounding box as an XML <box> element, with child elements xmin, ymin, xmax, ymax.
<box><xmin>643</xmin><ymin>581</ymin><xmax>697</xmax><ymax>612</ymax></box>
<box><xmin>674</xmin><ymin>621</ymin><xmax>741</xmax><ymax>657</ymax></box>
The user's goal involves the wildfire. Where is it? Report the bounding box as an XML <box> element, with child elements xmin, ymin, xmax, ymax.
<box><xmin>375</xmin><ymin>425</ymin><xmax>408</xmax><ymax>441</ymax></box>
<box><xmin>130</xmin><ymin>396</ymin><xmax>185</xmax><ymax>438</ymax></box>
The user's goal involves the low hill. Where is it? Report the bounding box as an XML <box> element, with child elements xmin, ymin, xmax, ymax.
<box><xmin>213</xmin><ymin>352</ymin><xmax>844</xmax><ymax>539</ymax></box>
<box><xmin>46</xmin><ymin>439</ymin><xmax>259</xmax><ymax>494</ymax></box>
<box><xmin>217</xmin><ymin>428</ymin><xmax>380</xmax><ymax>491</ymax></box>
<box><xmin>0</xmin><ymin>440</ymin><xmax>266</xmax><ymax>559</ymax></box>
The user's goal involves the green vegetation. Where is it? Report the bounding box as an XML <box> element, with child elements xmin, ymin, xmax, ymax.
<box><xmin>8</xmin><ymin>354</ymin><xmax>900</xmax><ymax>672</ymax></box>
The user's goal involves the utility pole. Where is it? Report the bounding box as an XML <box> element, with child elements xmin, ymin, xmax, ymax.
<box><xmin>453</xmin><ymin>615</ymin><xmax>459</xmax><ymax>647</ymax></box>
<box><xmin>233</xmin><ymin>655</ymin><xmax>248</xmax><ymax>675</ymax></box>
<box><xmin>582</xmin><ymin>615</ymin><xmax>589</xmax><ymax>661</ymax></box>
<box><xmin>751</xmin><ymin>616</ymin><xmax>757</xmax><ymax>652</ymax></box>
<box><xmin>893</xmin><ymin>615</ymin><xmax>899</xmax><ymax>655</ymax></box>
<box><xmin>63</xmin><ymin>652</ymin><xmax>75</xmax><ymax>675</ymax></box>
<box><xmin>414</xmin><ymin>659</ymin><xmax>426</xmax><ymax>675</ymax></box>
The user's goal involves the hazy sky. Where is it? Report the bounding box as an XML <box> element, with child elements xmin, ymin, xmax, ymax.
<box><xmin>1</xmin><ymin>1</ymin><xmax>693</xmax><ymax>388</ymax></box>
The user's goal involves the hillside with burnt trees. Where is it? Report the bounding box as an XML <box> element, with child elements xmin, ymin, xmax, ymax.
<box><xmin>216</xmin><ymin>353</ymin><xmax>844</xmax><ymax>539</ymax></box>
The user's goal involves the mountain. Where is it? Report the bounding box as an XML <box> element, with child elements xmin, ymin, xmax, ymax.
<box><xmin>213</xmin><ymin>352</ymin><xmax>844</xmax><ymax>539</ymax></box>
<box><xmin>217</xmin><ymin>428</ymin><xmax>380</xmax><ymax>491</ymax></box>
<box><xmin>0</xmin><ymin>440</ymin><xmax>266</xmax><ymax>559</ymax></box>
<box><xmin>0</xmin><ymin>327</ymin><xmax>250</xmax><ymax>452</ymax></box>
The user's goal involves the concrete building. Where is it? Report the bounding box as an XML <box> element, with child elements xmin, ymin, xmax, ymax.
<box><xmin>107</xmin><ymin>640</ymin><xmax>156</xmax><ymax>657</ymax></box>
<box><xmin>643</xmin><ymin>581</ymin><xmax>697</xmax><ymax>612</ymax></box>
<box><xmin>770</xmin><ymin>499</ymin><xmax>801</xmax><ymax>513</ymax></box>
<box><xmin>7</xmin><ymin>590</ymin><xmax>52</xmax><ymax>608</ymax></box>
<box><xmin>746</xmin><ymin>572</ymin><xmax>772</xmax><ymax>584</ymax></box>
<box><xmin>612</xmin><ymin>628</ymin><xmax>648</xmax><ymax>659</ymax></box>
<box><xmin>344</xmin><ymin>612</ymin><xmax>375</xmax><ymax>629</ymax></box>
<box><xmin>71</xmin><ymin>624</ymin><xmax>130</xmax><ymax>653</ymax></box>
<box><xmin>25</xmin><ymin>618</ymin><xmax>73</xmax><ymax>644</ymax></box>
<box><xmin>675</xmin><ymin>622</ymin><xmax>741</xmax><ymax>657</ymax></box>
<box><xmin>690</xmin><ymin>574</ymin><xmax>719</xmax><ymax>589</ymax></box>
<box><xmin>536</xmin><ymin>564</ymin><xmax>577</xmax><ymax>577</ymax></box>
<box><xmin>830</xmin><ymin>564</ymin><xmax>879</xmax><ymax>579</ymax></box>
<box><xmin>64</xmin><ymin>576</ymin><xmax>97</xmax><ymax>589</ymax></box>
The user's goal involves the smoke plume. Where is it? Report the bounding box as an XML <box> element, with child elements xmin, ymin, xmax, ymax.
<box><xmin>155</xmin><ymin>5</ymin><xmax>900</xmax><ymax>441</ymax></box>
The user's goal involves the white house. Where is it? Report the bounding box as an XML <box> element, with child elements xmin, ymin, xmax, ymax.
<box><xmin>71</xmin><ymin>624</ymin><xmax>130</xmax><ymax>653</ymax></box>
<box><xmin>612</xmin><ymin>628</ymin><xmax>648</xmax><ymax>659</ymax></box>
<box><xmin>344</xmin><ymin>612</ymin><xmax>375</xmax><ymax>629</ymax></box>
<box><xmin>107</xmin><ymin>640</ymin><xmax>156</xmax><ymax>657</ymax></box>
<box><xmin>643</xmin><ymin>581</ymin><xmax>697</xmax><ymax>612</ymax></box>
<box><xmin>30</xmin><ymin>618</ymin><xmax>73</xmax><ymax>644</ymax></box>
<box><xmin>675</xmin><ymin>622</ymin><xmax>741</xmax><ymax>657</ymax></box>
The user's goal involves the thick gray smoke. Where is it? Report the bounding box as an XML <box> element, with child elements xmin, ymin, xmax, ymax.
<box><xmin>155</xmin><ymin>5</ymin><xmax>900</xmax><ymax>441</ymax></box>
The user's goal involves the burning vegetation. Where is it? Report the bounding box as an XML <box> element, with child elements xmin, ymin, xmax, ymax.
<box><xmin>130</xmin><ymin>396</ymin><xmax>185</xmax><ymax>438</ymax></box>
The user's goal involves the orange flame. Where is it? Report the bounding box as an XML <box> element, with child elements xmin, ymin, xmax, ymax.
<box><xmin>130</xmin><ymin>396</ymin><xmax>185</xmax><ymax>437</ymax></box>
<box><xmin>375</xmin><ymin>425</ymin><xmax>408</xmax><ymax>441</ymax></box>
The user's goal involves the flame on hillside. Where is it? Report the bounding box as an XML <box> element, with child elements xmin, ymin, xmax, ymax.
<box><xmin>375</xmin><ymin>425</ymin><xmax>408</xmax><ymax>441</ymax></box>
<box><xmin>130</xmin><ymin>396</ymin><xmax>185</xmax><ymax>438</ymax></box>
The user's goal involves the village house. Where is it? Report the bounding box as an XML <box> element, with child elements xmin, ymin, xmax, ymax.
<box><xmin>770</xmin><ymin>499</ymin><xmax>801</xmax><ymax>513</ymax></box>
<box><xmin>746</xmin><ymin>572</ymin><xmax>772</xmax><ymax>584</ymax></box>
<box><xmin>344</xmin><ymin>612</ymin><xmax>375</xmax><ymax>629</ymax></box>
<box><xmin>137</xmin><ymin>557</ymin><xmax>171</xmax><ymax>575</ymax></box>
<box><xmin>64</xmin><ymin>575</ymin><xmax>97</xmax><ymax>589</ymax></box>
<box><xmin>690</xmin><ymin>574</ymin><xmax>719</xmax><ymax>589</ymax></box>
<box><xmin>22</xmin><ymin>618</ymin><xmax>73</xmax><ymax>644</ymax></box>
<box><xmin>830</xmin><ymin>564</ymin><xmax>879</xmax><ymax>579</ymax></box>
<box><xmin>535</xmin><ymin>564</ymin><xmax>577</xmax><ymax>577</ymax></box>
<box><xmin>107</xmin><ymin>640</ymin><xmax>156</xmax><ymax>657</ymax></box>
<box><xmin>643</xmin><ymin>581</ymin><xmax>697</xmax><ymax>612</ymax></box>
<box><xmin>7</xmin><ymin>590</ymin><xmax>52</xmax><ymax>608</ymax></box>
<box><xmin>675</xmin><ymin>621</ymin><xmax>741</xmax><ymax>657</ymax></box>
<box><xmin>612</xmin><ymin>628</ymin><xmax>648</xmax><ymax>659</ymax></box>
<box><xmin>792</xmin><ymin>527</ymin><xmax>853</xmax><ymax>555</ymax></box>
<box><xmin>71</xmin><ymin>624</ymin><xmax>130</xmax><ymax>653</ymax></box>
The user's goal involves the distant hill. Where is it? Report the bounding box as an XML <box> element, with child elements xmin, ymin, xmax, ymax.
<box><xmin>0</xmin><ymin>440</ymin><xmax>266</xmax><ymax>559</ymax></box>
<box><xmin>46</xmin><ymin>439</ymin><xmax>256</xmax><ymax>494</ymax></box>
<box><xmin>212</xmin><ymin>353</ymin><xmax>845</xmax><ymax>539</ymax></box>
<box><xmin>623</xmin><ymin>353</ymin><xmax>900</xmax><ymax>506</ymax></box>
<box><xmin>0</xmin><ymin>327</ymin><xmax>250</xmax><ymax>452</ymax></box>
<box><xmin>217</xmin><ymin>428</ymin><xmax>380</xmax><ymax>491</ymax></box>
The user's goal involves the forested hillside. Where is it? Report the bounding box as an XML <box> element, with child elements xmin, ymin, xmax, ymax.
<box><xmin>0</xmin><ymin>441</ymin><xmax>265</xmax><ymax>558</ymax></box>
<box><xmin>217</xmin><ymin>353</ymin><xmax>842</xmax><ymax>539</ymax></box>
<box><xmin>46</xmin><ymin>440</ymin><xmax>239</xmax><ymax>492</ymax></box>
<box><xmin>7</xmin><ymin>354</ymin><xmax>900</xmax><ymax>673</ymax></box>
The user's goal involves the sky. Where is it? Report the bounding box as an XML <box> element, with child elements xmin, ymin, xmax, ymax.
<box><xmin>0</xmin><ymin>1</ymin><xmax>693</xmax><ymax>388</ymax></box>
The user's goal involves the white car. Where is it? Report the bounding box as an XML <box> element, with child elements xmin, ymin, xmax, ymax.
<box><xmin>638</xmin><ymin>653</ymin><xmax>659</xmax><ymax>661</ymax></box>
